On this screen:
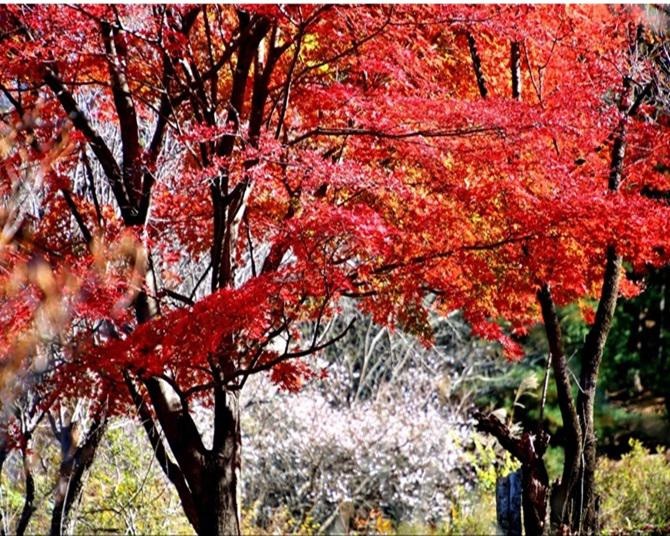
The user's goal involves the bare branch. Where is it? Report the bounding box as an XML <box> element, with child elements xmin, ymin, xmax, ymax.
<box><xmin>43</xmin><ymin>68</ymin><xmax>134</xmax><ymax>222</ymax></box>
<box><xmin>289</xmin><ymin>125</ymin><xmax>505</xmax><ymax>146</ymax></box>
<box><xmin>60</xmin><ymin>188</ymin><xmax>93</xmax><ymax>246</ymax></box>
<box><xmin>235</xmin><ymin>318</ymin><xmax>356</xmax><ymax>378</ymax></box>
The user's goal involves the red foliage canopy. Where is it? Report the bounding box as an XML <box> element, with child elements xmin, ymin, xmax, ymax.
<box><xmin>0</xmin><ymin>5</ymin><xmax>669</xmax><ymax>408</ymax></box>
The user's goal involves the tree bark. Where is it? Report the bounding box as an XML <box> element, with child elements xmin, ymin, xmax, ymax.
<box><xmin>537</xmin><ymin>285</ymin><xmax>583</xmax><ymax>529</ymax></box>
<box><xmin>475</xmin><ymin>412</ymin><xmax>549</xmax><ymax>535</ymax></box>
<box><xmin>49</xmin><ymin>412</ymin><xmax>108</xmax><ymax>536</ymax></box>
<box><xmin>16</xmin><ymin>447</ymin><xmax>36</xmax><ymax>536</ymax></box>
<box><xmin>131</xmin><ymin>372</ymin><xmax>243</xmax><ymax>536</ymax></box>
<box><xmin>573</xmin><ymin>249</ymin><xmax>622</xmax><ymax>534</ymax></box>
<box><xmin>511</xmin><ymin>41</ymin><xmax>521</xmax><ymax>100</ymax></box>
<box><xmin>196</xmin><ymin>389</ymin><xmax>241</xmax><ymax>536</ymax></box>
<box><xmin>466</xmin><ymin>32</ymin><xmax>488</xmax><ymax>98</ymax></box>
<box><xmin>567</xmin><ymin>77</ymin><xmax>631</xmax><ymax>533</ymax></box>
<box><xmin>479</xmin><ymin>77</ymin><xmax>638</xmax><ymax>532</ymax></box>
<box><xmin>0</xmin><ymin>432</ymin><xmax>8</xmax><ymax>536</ymax></box>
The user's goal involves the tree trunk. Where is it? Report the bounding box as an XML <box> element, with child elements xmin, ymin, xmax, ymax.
<box><xmin>546</xmin><ymin>77</ymin><xmax>635</xmax><ymax>535</ymax></box>
<box><xmin>475</xmin><ymin>413</ymin><xmax>549</xmax><ymax>535</ymax></box>
<box><xmin>0</xmin><ymin>436</ymin><xmax>8</xmax><ymax>536</ymax></box>
<box><xmin>16</xmin><ymin>447</ymin><xmax>36</xmax><ymax>536</ymax></box>
<box><xmin>195</xmin><ymin>390</ymin><xmax>242</xmax><ymax>536</ymax></box>
<box><xmin>49</xmin><ymin>413</ymin><xmax>108</xmax><ymax>536</ymax></box>
<box><xmin>133</xmin><ymin>372</ymin><xmax>243</xmax><ymax>536</ymax></box>
<box><xmin>196</xmin><ymin>458</ymin><xmax>241</xmax><ymax>536</ymax></box>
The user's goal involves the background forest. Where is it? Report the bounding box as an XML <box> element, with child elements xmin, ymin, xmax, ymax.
<box><xmin>2</xmin><ymin>294</ymin><xmax>670</xmax><ymax>534</ymax></box>
<box><xmin>1</xmin><ymin>4</ymin><xmax>670</xmax><ymax>536</ymax></box>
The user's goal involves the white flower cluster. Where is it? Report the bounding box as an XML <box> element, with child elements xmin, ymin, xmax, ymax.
<box><xmin>240</xmin><ymin>311</ymin><xmax>486</xmax><ymax>528</ymax></box>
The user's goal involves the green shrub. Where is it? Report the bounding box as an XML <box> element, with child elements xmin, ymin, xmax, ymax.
<box><xmin>597</xmin><ymin>439</ymin><xmax>670</xmax><ymax>532</ymax></box>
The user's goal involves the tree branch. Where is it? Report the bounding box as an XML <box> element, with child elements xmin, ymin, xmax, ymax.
<box><xmin>537</xmin><ymin>285</ymin><xmax>580</xmax><ymax>437</ymax></box>
<box><xmin>60</xmin><ymin>188</ymin><xmax>93</xmax><ymax>246</ymax></box>
<box><xmin>289</xmin><ymin>125</ymin><xmax>504</xmax><ymax>146</ymax></box>
<box><xmin>16</xmin><ymin>445</ymin><xmax>36</xmax><ymax>536</ymax></box>
<box><xmin>537</xmin><ymin>284</ymin><xmax>582</xmax><ymax>523</ymax></box>
<box><xmin>43</xmin><ymin>68</ymin><xmax>134</xmax><ymax>221</ymax></box>
<box><xmin>142</xmin><ymin>376</ymin><xmax>206</xmax><ymax>494</ymax></box>
<box><xmin>80</xmin><ymin>149</ymin><xmax>103</xmax><ymax>226</ymax></box>
<box><xmin>234</xmin><ymin>318</ymin><xmax>356</xmax><ymax>379</ymax></box>
<box><xmin>101</xmin><ymin>19</ymin><xmax>142</xmax><ymax>207</ymax></box>
<box><xmin>474</xmin><ymin>411</ymin><xmax>525</xmax><ymax>462</ymax></box>
<box><xmin>467</xmin><ymin>32</ymin><xmax>488</xmax><ymax>98</ymax></box>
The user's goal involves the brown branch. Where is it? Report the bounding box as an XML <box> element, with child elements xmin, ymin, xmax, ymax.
<box><xmin>163</xmin><ymin>288</ymin><xmax>194</xmax><ymax>306</ymax></box>
<box><xmin>475</xmin><ymin>411</ymin><xmax>550</xmax><ymax>534</ymax></box>
<box><xmin>60</xmin><ymin>188</ymin><xmax>93</xmax><ymax>246</ymax></box>
<box><xmin>43</xmin><ymin>69</ymin><xmax>134</xmax><ymax>222</ymax></box>
<box><xmin>235</xmin><ymin>318</ymin><xmax>356</xmax><ymax>380</ymax></box>
<box><xmin>467</xmin><ymin>32</ymin><xmax>488</xmax><ymax>98</ymax></box>
<box><xmin>578</xmin><ymin>246</ymin><xmax>623</xmax><ymax>406</ymax></box>
<box><xmin>288</xmin><ymin>125</ymin><xmax>504</xmax><ymax>146</ymax></box>
<box><xmin>537</xmin><ymin>284</ymin><xmax>582</xmax><ymax>523</ymax></box>
<box><xmin>474</xmin><ymin>411</ymin><xmax>525</xmax><ymax>462</ymax></box>
<box><xmin>274</xmin><ymin>27</ymin><xmax>304</xmax><ymax>139</ymax></box>
<box><xmin>137</xmin><ymin>50</ymin><xmax>179</xmax><ymax>223</ymax></box>
<box><xmin>0</xmin><ymin>82</ymin><xmax>23</xmax><ymax>114</ymax></box>
<box><xmin>370</xmin><ymin>233</ymin><xmax>536</xmax><ymax>277</ymax></box>
<box><xmin>142</xmin><ymin>376</ymin><xmax>206</xmax><ymax>493</ymax></box>
<box><xmin>249</xmin><ymin>23</ymin><xmax>282</xmax><ymax>145</ymax></box>
<box><xmin>183</xmin><ymin>382</ymin><xmax>215</xmax><ymax>398</ymax></box>
<box><xmin>16</xmin><ymin>446</ymin><xmax>35</xmax><ymax>536</ymax></box>
<box><xmin>80</xmin><ymin>149</ymin><xmax>103</xmax><ymax>226</ymax></box>
<box><xmin>169</xmin><ymin>7</ymin><xmax>239</xmax><ymax>110</ymax></box>
<box><xmin>627</xmin><ymin>81</ymin><xmax>653</xmax><ymax>117</ymax></box>
<box><xmin>573</xmin><ymin>74</ymin><xmax>638</xmax><ymax>530</ymax></box>
<box><xmin>219</xmin><ymin>12</ymin><xmax>270</xmax><ymax>153</ymax></box>
<box><xmin>537</xmin><ymin>285</ymin><xmax>580</xmax><ymax>437</ymax></box>
<box><xmin>210</xmin><ymin>13</ymin><xmax>270</xmax><ymax>292</ymax></box>
<box><xmin>579</xmin><ymin>75</ymin><xmax>633</xmax><ymax>394</ymax></box>
<box><xmin>291</xmin><ymin>12</ymin><xmax>391</xmax><ymax>82</ymax></box>
<box><xmin>101</xmin><ymin>20</ymin><xmax>142</xmax><ymax>207</ymax></box>
<box><xmin>50</xmin><ymin>406</ymin><xmax>108</xmax><ymax>536</ymax></box>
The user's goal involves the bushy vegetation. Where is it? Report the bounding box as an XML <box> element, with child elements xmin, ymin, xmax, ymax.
<box><xmin>3</xmin><ymin>408</ymin><xmax>670</xmax><ymax>534</ymax></box>
<box><xmin>77</xmin><ymin>426</ymin><xmax>193</xmax><ymax>535</ymax></box>
<box><xmin>240</xmin><ymin>310</ymin><xmax>491</xmax><ymax>531</ymax></box>
<box><xmin>2</xmin><ymin>254</ymin><xmax>669</xmax><ymax>536</ymax></box>
<box><xmin>597</xmin><ymin>440</ymin><xmax>670</xmax><ymax>532</ymax></box>
<box><xmin>3</xmin><ymin>307</ymin><xmax>670</xmax><ymax>534</ymax></box>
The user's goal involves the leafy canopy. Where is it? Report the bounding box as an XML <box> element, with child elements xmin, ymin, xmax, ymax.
<box><xmin>0</xmin><ymin>5</ymin><xmax>668</xmax><ymax>410</ymax></box>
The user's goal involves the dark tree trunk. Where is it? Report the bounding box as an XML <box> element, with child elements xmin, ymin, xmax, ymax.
<box><xmin>130</xmin><ymin>371</ymin><xmax>243</xmax><ymax>536</ymax></box>
<box><xmin>466</xmin><ymin>32</ymin><xmax>488</xmax><ymax>98</ymax></box>
<box><xmin>475</xmin><ymin>412</ymin><xmax>550</xmax><ymax>535</ymax></box>
<box><xmin>16</xmin><ymin>447</ymin><xmax>36</xmax><ymax>536</ymax></box>
<box><xmin>196</xmin><ymin>462</ymin><xmax>241</xmax><ymax>536</ymax></box>
<box><xmin>49</xmin><ymin>412</ymin><xmax>108</xmax><ymax>536</ymax></box>
<box><xmin>491</xmin><ymin>77</ymin><xmax>639</xmax><ymax>536</ymax></box>
<box><xmin>196</xmin><ymin>390</ymin><xmax>241</xmax><ymax>536</ymax></box>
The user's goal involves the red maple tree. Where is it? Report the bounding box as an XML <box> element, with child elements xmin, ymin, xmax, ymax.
<box><xmin>1</xmin><ymin>5</ymin><xmax>669</xmax><ymax>535</ymax></box>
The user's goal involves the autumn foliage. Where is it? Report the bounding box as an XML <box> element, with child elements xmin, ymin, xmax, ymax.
<box><xmin>0</xmin><ymin>5</ymin><xmax>669</xmax><ymax>534</ymax></box>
